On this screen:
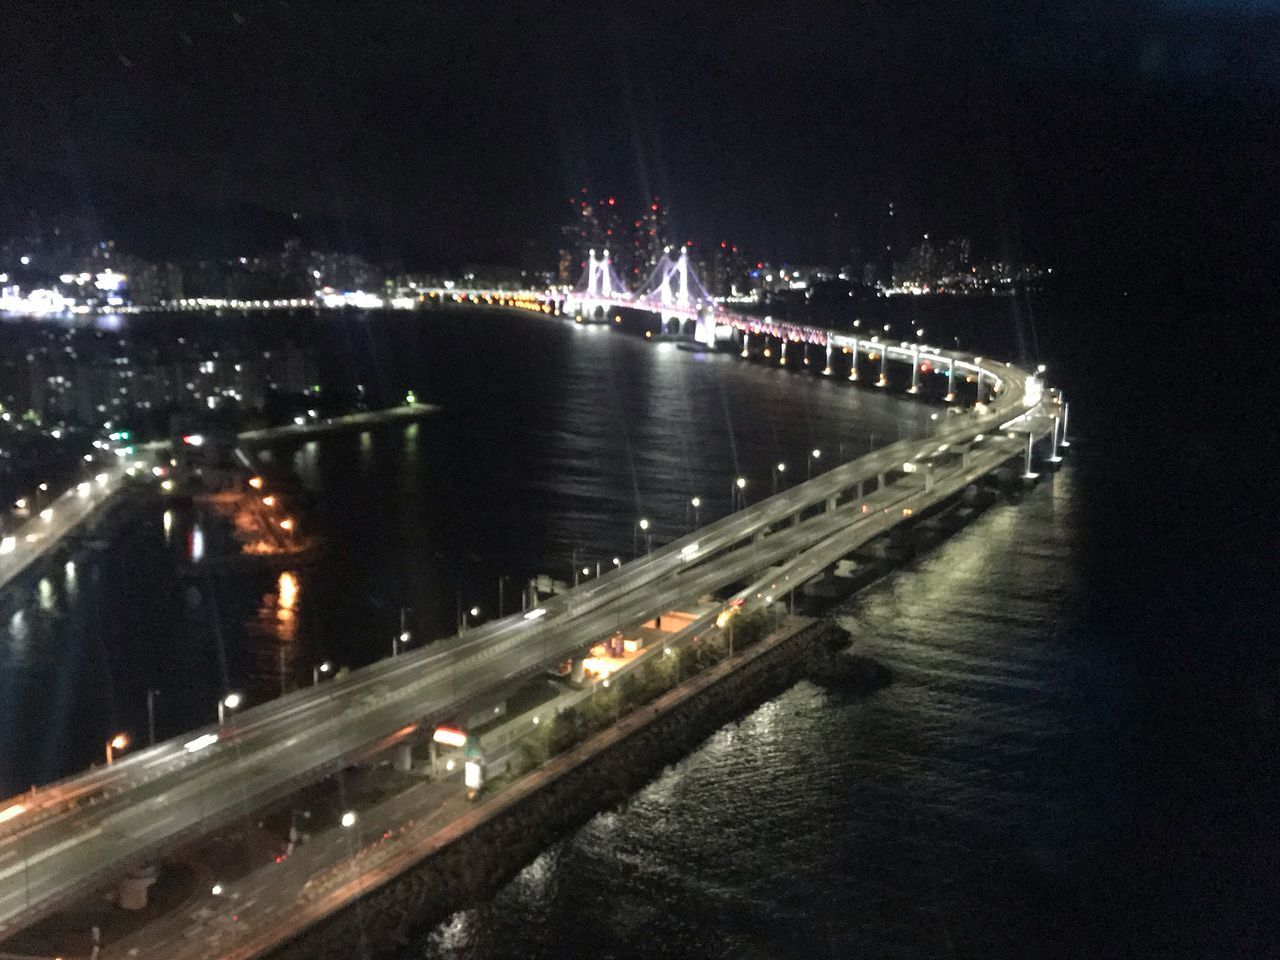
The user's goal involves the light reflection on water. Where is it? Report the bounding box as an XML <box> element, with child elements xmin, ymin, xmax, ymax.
<box><xmin>399</xmin><ymin>466</ymin><xmax>1123</xmax><ymax>960</ymax></box>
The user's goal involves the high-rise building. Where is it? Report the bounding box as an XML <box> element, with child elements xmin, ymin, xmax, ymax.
<box><xmin>558</xmin><ymin>188</ymin><xmax>617</xmax><ymax>287</ymax></box>
<box><xmin>630</xmin><ymin>196</ymin><xmax>669</xmax><ymax>288</ymax></box>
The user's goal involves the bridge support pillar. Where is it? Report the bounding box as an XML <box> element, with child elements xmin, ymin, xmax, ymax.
<box><xmin>877</xmin><ymin>473</ymin><xmax>885</xmax><ymax>489</ymax></box>
<box><xmin>1059</xmin><ymin>401</ymin><xmax>1071</xmax><ymax>448</ymax></box>
<box><xmin>946</xmin><ymin>360</ymin><xmax>957</xmax><ymax>402</ymax></box>
<box><xmin>780</xmin><ymin>339</ymin><xmax>788</xmax><ymax>366</ymax></box>
<box><xmin>908</xmin><ymin>352</ymin><xmax>920</xmax><ymax>394</ymax></box>
<box><xmin>394</xmin><ymin>742</ymin><xmax>413</xmax><ymax>772</ymax></box>
<box><xmin>877</xmin><ymin>351</ymin><xmax>888</xmax><ymax>387</ymax></box>
<box><xmin>118</xmin><ymin>864</ymin><xmax>159</xmax><ymax>911</ymax></box>
<box><xmin>849</xmin><ymin>344</ymin><xmax>859</xmax><ymax>381</ymax></box>
<box><xmin>826</xmin><ymin>495</ymin><xmax>838</xmax><ymax>513</ymax></box>
<box><xmin>1021</xmin><ymin>432</ymin><xmax>1039</xmax><ymax>481</ymax></box>
<box><xmin>571</xmin><ymin>658</ymin><xmax>585</xmax><ymax>684</ymax></box>
<box><xmin>855</xmin><ymin>480</ymin><xmax>863</xmax><ymax>500</ymax></box>
<box><xmin>924</xmin><ymin>465</ymin><xmax>935</xmax><ymax>493</ymax></box>
<box><xmin>1048</xmin><ymin>417</ymin><xmax>1063</xmax><ymax>464</ymax></box>
<box><xmin>740</xmin><ymin>330</ymin><xmax>750</xmax><ymax>358</ymax></box>
<box><xmin>823</xmin><ymin>342</ymin><xmax>833</xmax><ymax>375</ymax></box>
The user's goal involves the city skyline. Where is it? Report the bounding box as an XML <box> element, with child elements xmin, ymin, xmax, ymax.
<box><xmin>2</xmin><ymin>3</ymin><xmax>1274</xmax><ymax>301</ymax></box>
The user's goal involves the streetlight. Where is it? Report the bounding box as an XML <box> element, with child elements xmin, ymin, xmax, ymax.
<box><xmin>638</xmin><ymin>518</ymin><xmax>652</xmax><ymax>555</ymax></box>
<box><xmin>732</xmin><ymin>476</ymin><xmax>747</xmax><ymax>510</ymax></box>
<box><xmin>218</xmin><ymin>692</ymin><xmax>243</xmax><ymax>726</ymax></box>
<box><xmin>611</xmin><ymin>557</ymin><xmax>622</xmax><ymax>569</ymax></box>
<box><xmin>340</xmin><ymin>811</ymin><xmax>357</xmax><ymax>828</ymax></box>
<box><xmin>312</xmin><ymin>661</ymin><xmax>332</xmax><ymax>685</ymax></box>
<box><xmin>808</xmin><ymin>448</ymin><xmax>821</xmax><ymax>480</ymax></box>
<box><xmin>690</xmin><ymin>496</ymin><xmax>702</xmax><ymax>528</ymax></box>
<box><xmin>248</xmin><ymin>476</ymin><xmax>263</xmax><ymax>490</ymax></box>
<box><xmin>146</xmin><ymin>688</ymin><xmax>160</xmax><ymax>747</ymax></box>
<box><xmin>772</xmin><ymin>462</ymin><xmax>786</xmax><ymax>494</ymax></box>
<box><xmin>105</xmin><ymin>733</ymin><xmax>128</xmax><ymax>766</ymax></box>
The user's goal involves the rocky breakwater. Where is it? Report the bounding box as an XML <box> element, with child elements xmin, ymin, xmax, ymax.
<box><xmin>805</xmin><ymin>626</ymin><xmax>894</xmax><ymax>695</ymax></box>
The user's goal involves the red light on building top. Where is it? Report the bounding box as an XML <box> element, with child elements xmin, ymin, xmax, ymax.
<box><xmin>607</xmin><ymin>196</ymin><xmax>616</xmax><ymax>205</ymax></box>
<box><xmin>720</xmin><ymin>241</ymin><xmax>727</xmax><ymax>248</ymax></box>
<box><xmin>651</xmin><ymin>204</ymin><xmax>658</xmax><ymax>211</ymax></box>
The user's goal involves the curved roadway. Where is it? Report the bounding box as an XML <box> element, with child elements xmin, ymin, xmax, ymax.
<box><xmin>0</xmin><ymin>306</ymin><xmax>1050</xmax><ymax>940</ymax></box>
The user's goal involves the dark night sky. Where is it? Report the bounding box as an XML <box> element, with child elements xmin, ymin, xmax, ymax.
<box><xmin>2</xmin><ymin>1</ymin><xmax>1277</xmax><ymax>296</ymax></box>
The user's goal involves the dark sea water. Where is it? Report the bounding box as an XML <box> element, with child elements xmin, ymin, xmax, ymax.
<box><xmin>1</xmin><ymin>301</ymin><xmax>1274</xmax><ymax>958</ymax></box>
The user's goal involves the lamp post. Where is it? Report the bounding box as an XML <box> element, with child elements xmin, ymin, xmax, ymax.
<box><xmin>732</xmin><ymin>476</ymin><xmax>747</xmax><ymax>510</ymax></box>
<box><xmin>312</xmin><ymin>661</ymin><xmax>332</xmax><ymax>685</ymax></box>
<box><xmin>638</xmin><ymin>518</ymin><xmax>651</xmax><ymax>556</ymax></box>
<box><xmin>395</xmin><ymin>606</ymin><xmax>410</xmax><ymax>654</ymax></box>
<box><xmin>690</xmin><ymin>496</ymin><xmax>701</xmax><ymax>529</ymax></box>
<box><xmin>146</xmin><ymin>688</ymin><xmax>160</xmax><ymax>747</ymax></box>
<box><xmin>105</xmin><ymin>733</ymin><xmax>128</xmax><ymax>766</ymax></box>
<box><xmin>772</xmin><ymin>462</ymin><xmax>786</xmax><ymax>495</ymax></box>
<box><xmin>218</xmin><ymin>692</ymin><xmax>243</xmax><ymax>726</ymax></box>
<box><xmin>808</xmin><ymin>448</ymin><xmax>821</xmax><ymax>480</ymax></box>
<box><xmin>340</xmin><ymin>810</ymin><xmax>359</xmax><ymax>846</ymax></box>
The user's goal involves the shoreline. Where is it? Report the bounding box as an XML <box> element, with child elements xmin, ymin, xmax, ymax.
<box><xmin>257</xmin><ymin>615</ymin><xmax>838</xmax><ymax>960</ymax></box>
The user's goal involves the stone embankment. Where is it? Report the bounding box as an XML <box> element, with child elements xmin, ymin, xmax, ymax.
<box><xmin>266</xmin><ymin>615</ymin><xmax>852</xmax><ymax>960</ymax></box>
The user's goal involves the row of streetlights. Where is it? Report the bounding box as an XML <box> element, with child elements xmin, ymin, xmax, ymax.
<box><xmin>630</xmin><ymin>449</ymin><xmax>830</xmax><ymax>548</ymax></box>
<box><xmin>770</xmin><ymin>448</ymin><xmax>824</xmax><ymax>493</ymax></box>
<box><xmin>104</xmin><ymin>661</ymin><xmax>342</xmax><ymax>768</ymax></box>
<box><xmin>100</xmin><ymin>693</ymin><xmax>235</xmax><ymax>768</ymax></box>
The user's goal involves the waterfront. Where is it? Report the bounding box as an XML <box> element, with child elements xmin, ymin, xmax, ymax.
<box><xmin>1</xmin><ymin>300</ymin><xmax>1273</xmax><ymax>958</ymax></box>
<box><xmin>0</xmin><ymin>305</ymin><xmax>936</xmax><ymax>791</ymax></box>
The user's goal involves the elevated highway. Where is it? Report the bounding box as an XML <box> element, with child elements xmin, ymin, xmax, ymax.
<box><xmin>0</xmin><ymin>306</ymin><xmax>1064</xmax><ymax>941</ymax></box>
